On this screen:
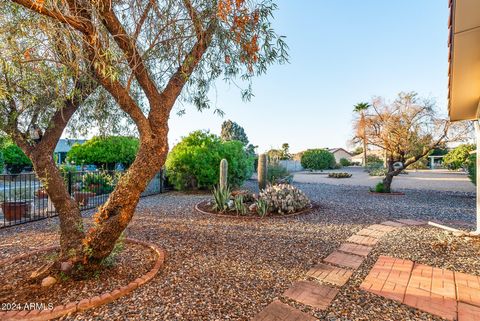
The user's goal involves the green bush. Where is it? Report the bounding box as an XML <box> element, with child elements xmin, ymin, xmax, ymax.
<box><xmin>165</xmin><ymin>131</ymin><xmax>254</xmax><ymax>190</ymax></box>
<box><xmin>466</xmin><ymin>154</ymin><xmax>476</xmax><ymax>185</ymax></box>
<box><xmin>2</xmin><ymin>144</ymin><xmax>32</xmax><ymax>174</ymax></box>
<box><xmin>0</xmin><ymin>150</ymin><xmax>4</xmax><ymax>174</ymax></box>
<box><xmin>67</xmin><ymin>136</ymin><xmax>139</xmax><ymax>169</ymax></box>
<box><xmin>443</xmin><ymin>144</ymin><xmax>475</xmax><ymax>170</ymax></box>
<box><xmin>372</xmin><ymin>181</ymin><xmax>386</xmax><ymax>193</ymax></box>
<box><xmin>339</xmin><ymin>158</ymin><xmax>351</xmax><ymax>166</ymax></box>
<box><xmin>267</xmin><ymin>164</ymin><xmax>292</xmax><ymax>184</ymax></box>
<box><xmin>300</xmin><ymin>149</ymin><xmax>335</xmax><ymax>171</ymax></box>
<box><xmin>82</xmin><ymin>171</ymin><xmax>116</xmax><ymax>194</ymax></box>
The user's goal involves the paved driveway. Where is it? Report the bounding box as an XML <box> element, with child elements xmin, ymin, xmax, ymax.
<box><xmin>293</xmin><ymin>167</ymin><xmax>475</xmax><ymax>193</ymax></box>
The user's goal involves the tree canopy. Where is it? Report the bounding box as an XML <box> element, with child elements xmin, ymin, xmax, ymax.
<box><xmin>67</xmin><ymin>136</ymin><xmax>139</xmax><ymax>169</ymax></box>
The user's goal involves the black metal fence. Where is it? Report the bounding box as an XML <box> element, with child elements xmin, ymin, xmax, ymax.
<box><xmin>0</xmin><ymin>170</ymin><xmax>167</xmax><ymax>228</ymax></box>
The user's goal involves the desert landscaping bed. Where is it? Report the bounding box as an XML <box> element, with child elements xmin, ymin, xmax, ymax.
<box><xmin>0</xmin><ymin>182</ymin><xmax>477</xmax><ymax>320</ymax></box>
<box><xmin>0</xmin><ymin>241</ymin><xmax>156</xmax><ymax>309</ymax></box>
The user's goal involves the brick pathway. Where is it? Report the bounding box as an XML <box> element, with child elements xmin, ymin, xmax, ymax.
<box><xmin>252</xmin><ymin>300</ymin><xmax>317</xmax><ymax>321</ymax></box>
<box><xmin>361</xmin><ymin>256</ymin><xmax>480</xmax><ymax>321</ymax></box>
<box><xmin>306</xmin><ymin>263</ymin><xmax>353</xmax><ymax>286</ymax></box>
<box><xmin>284</xmin><ymin>281</ymin><xmax>339</xmax><ymax>310</ymax></box>
<box><xmin>324</xmin><ymin>251</ymin><xmax>364</xmax><ymax>269</ymax></box>
<box><xmin>346</xmin><ymin>234</ymin><xmax>378</xmax><ymax>246</ymax></box>
<box><xmin>338</xmin><ymin>243</ymin><xmax>373</xmax><ymax>257</ymax></box>
<box><xmin>253</xmin><ymin>219</ymin><xmax>420</xmax><ymax>320</ymax></box>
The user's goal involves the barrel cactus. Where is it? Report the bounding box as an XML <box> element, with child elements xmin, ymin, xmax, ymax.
<box><xmin>219</xmin><ymin>158</ymin><xmax>228</xmax><ymax>190</ymax></box>
<box><xmin>258</xmin><ymin>153</ymin><xmax>267</xmax><ymax>190</ymax></box>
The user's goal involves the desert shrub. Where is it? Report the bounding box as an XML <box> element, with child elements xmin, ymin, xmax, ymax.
<box><xmin>82</xmin><ymin>171</ymin><xmax>116</xmax><ymax>194</ymax></box>
<box><xmin>300</xmin><ymin>149</ymin><xmax>335</xmax><ymax>171</ymax></box>
<box><xmin>2</xmin><ymin>143</ymin><xmax>32</xmax><ymax>174</ymax></box>
<box><xmin>67</xmin><ymin>136</ymin><xmax>139</xmax><ymax>169</ymax></box>
<box><xmin>259</xmin><ymin>184</ymin><xmax>310</xmax><ymax>214</ymax></box>
<box><xmin>339</xmin><ymin>158</ymin><xmax>351</xmax><ymax>167</ymax></box>
<box><xmin>328</xmin><ymin>172</ymin><xmax>352</xmax><ymax>178</ymax></box>
<box><xmin>366</xmin><ymin>154</ymin><xmax>383</xmax><ymax>163</ymax></box>
<box><xmin>466</xmin><ymin>154</ymin><xmax>476</xmax><ymax>185</ymax></box>
<box><xmin>371</xmin><ymin>182</ymin><xmax>386</xmax><ymax>193</ymax></box>
<box><xmin>369</xmin><ymin>167</ymin><xmax>387</xmax><ymax>177</ymax></box>
<box><xmin>443</xmin><ymin>144</ymin><xmax>475</xmax><ymax>170</ymax></box>
<box><xmin>166</xmin><ymin>131</ymin><xmax>254</xmax><ymax>190</ymax></box>
<box><xmin>267</xmin><ymin>164</ymin><xmax>293</xmax><ymax>184</ymax></box>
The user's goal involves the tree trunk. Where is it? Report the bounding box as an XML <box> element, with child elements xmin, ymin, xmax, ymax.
<box><xmin>382</xmin><ymin>161</ymin><xmax>397</xmax><ymax>193</ymax></box>
<box><xmin>30</xmin><ymin>152</ymin><xmax>85</xmax><ymax>261</ymax></box>
<box><xmin>382</xmin><ymin>173</ymin><xmax>394</xmax><ymax>193</ymax></box>
<box><xmin>83</xmin><ymin>134</ymin><xmax>169</xmax><ymax>263</ymax></box>
<box><xmin>363</xmin><ymin>139</ymin><xmax>367</xmax><ymax>166</ymax></box>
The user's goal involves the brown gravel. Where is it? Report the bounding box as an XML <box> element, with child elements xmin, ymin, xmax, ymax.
<box><xmin>0</xmin><ymin>181</ymin><xmax>477</xmax><ymax>320</ymax></box>
<box><xmin>0</xmin><ymin>242</ymin><xmax>154</xmax><ymax>307</ymax></box>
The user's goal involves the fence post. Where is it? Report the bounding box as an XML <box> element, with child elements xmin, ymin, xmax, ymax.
<box><xmin>68</xmin><ymin>171</ymin><xmax>72</xmax><ymax>196</ymax></box>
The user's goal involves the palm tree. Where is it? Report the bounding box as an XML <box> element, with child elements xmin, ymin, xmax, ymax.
<box><xmin>353</xmin><ymin>102</ymin><xmax>371</xmax><ymax>166</ymax></box>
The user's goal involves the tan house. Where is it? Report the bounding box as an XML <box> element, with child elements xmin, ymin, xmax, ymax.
<box><xmin>327</xmin><ymin>148</ymin><xmax>352</xmax><ymax>164</ymax></box>
<box><xmin>448</xmin><ymin>0</ymin><xmax>480</xmax><ymax>234</ymax></box>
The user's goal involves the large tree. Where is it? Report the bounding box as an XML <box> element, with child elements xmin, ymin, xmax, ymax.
<box><xmin>353</xmin><ymin>102</ymin><xmax>370</xmax><ymax>166</ymax></box>
<box><xmin>362</xmin><ymin>92</ymin><xmax>467</xmax><ymax>193</ymax></box>
<box><xmin>1</xmin><ymin>0</ymin><xmax>287</xmax><ymax>273</ymax></box>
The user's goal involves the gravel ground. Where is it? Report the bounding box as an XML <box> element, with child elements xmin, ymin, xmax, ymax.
<box><xmin>0</xmin><ymin>181</ymin><xmax>477</xmax><ymax>320</ymax></box>
<box><xmin>294</xmin><ymin>168</ymin><xmax>475</xmax><ymax>193</ymax></box>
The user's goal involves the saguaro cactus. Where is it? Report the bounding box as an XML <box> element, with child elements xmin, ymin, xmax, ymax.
<box><xmin>258</xmin><ymin>153</ymin><xmax>268</xmax><ymax>190</ymax></box>
<box><xmin>219</xmin><ymin>159</ymin><xmax>228</xmax><ymax>190</ymax></box>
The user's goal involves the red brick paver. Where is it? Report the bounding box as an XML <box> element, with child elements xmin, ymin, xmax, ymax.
<box><xmin>395</xmin><ymin>219</ymin><xmax>427</xmax><ymax>226</ymax></box>
<box><xmin>381</xmin><ymin>221</ymin><xmax>405</xmax><ymax>227</ymax></box>
<box><xmin>361</xmin><ymin>256</ymin><xmax>480</xmax><ymax>321</ymax></box>
<box><xmin>455</xmin><ymin>271</ymin><xmax>480</xmax><ymax>307</ymax></box>
<box><xmin>458</xmin><ymin>302</ymin><xmax>480</xmax><ymax>321</ymax></box>
<box><xmin>284</xmin><ymin>281</ymin><xmax>339</xmax><ymax>310</ymax></box>
<box><xmin>252</xmin><ymin>300</ymin><xmax>318</xmax><ymax>321</ymax></box>
<box><xmin>306</xmin><ymin>263</ymin><xmax>353</xmax><ymax>286</ymax></box>
<box><xmin>346</xmin><ymin>234</ymin><xmax>378</xmax><ymax>246</ymax></box>
<box><xmin>324</xmin><ymin>251</ymin><xmax>364</xmax><ymax>269</ymax></box>
<box><xmin>338</xmin><ymin>243</ymin><xmax>373</xmax><ymax>257</ymax></box>
<box><xmin>356</xmin><ymin>228</ymin><xmax>388</xmax><ymax>238</ymax></box>
<box><xmin>360</xmin><ymin>256</ymin><xmax>414</xmax><ymax>302</ymax></box>
<box><xmin>404</xmin><ymin>264</ymin><xmax>457</xmax><ymax>321</ymax></box>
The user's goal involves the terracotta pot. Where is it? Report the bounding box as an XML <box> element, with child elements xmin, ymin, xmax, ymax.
<box><xmin>73</xmin><ymin>192</ymin><xmax>96</xmax><ymax>206</ymax></box>
<box><xmin>1</xmin><ymin>201</ymin><xmax>31</xmax><ymax>221</ymax></box>
<box><xmin>36</xmin><ymin>189</ymin><xmax>48</xmax><ymax>199</ymax></box>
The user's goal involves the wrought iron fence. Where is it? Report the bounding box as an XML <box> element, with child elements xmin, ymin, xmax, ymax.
<box><xmin>0</xmin><ymin>170</ymin><xmax>167</xmax><ymax>228</ymax></box>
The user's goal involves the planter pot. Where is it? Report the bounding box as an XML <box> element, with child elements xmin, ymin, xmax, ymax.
<box><xmin>73</xmin><ymin>192</ymin><xmax>96</xmax><ymax>206</ymax></box>
<box><xmin>1</xmin><ymin>201</ymin><xmax>31</xmax><ymax>221</ymax></box>
<box><xmin>36</xmin><ymin>189</ymin><xmax>48</xmax><ymax>199</ymax></box>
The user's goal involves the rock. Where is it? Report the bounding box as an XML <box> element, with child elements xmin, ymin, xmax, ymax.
<box><xmin>249</xmin><ymin>203</ymin><xmax>257</xmax><ymax>212</ymax></box>
<box><xmin>60</xmin><ymin>261</ymin><xmax>73</xmax><ymax>272</ymax></box>
<box><xmin>41</xmin><ymin>276</ymin><xmax>57</xmax><ymax>287</ymax></box>
<box><xmin>227</xmin><ymin>200</ymin><xmax>234</xmax><ymax>209</ymax></box>
<box><xmin>453</xmin><ymin>231</ymin><xmax>467</xmax><ymax>237</ymax></box>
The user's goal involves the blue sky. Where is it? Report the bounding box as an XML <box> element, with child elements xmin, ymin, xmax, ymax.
<box><xmin>168</xmin><ymin>0</ymin><xmax>450</xmax><ymax>153</ymax></box>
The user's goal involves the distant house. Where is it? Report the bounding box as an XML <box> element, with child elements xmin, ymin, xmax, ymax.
<box><xmin>327</xmin><ymin>148</ymin><xmax>352</xmax><ymax>164</ymax></box>
<box><xmin>54</xmin><ymin>139</ymin><xmax>86</xmax><ymax>164</ymax></box>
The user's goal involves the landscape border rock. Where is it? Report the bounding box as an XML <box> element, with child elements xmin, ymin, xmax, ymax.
<box><xmin>0</xmin><ymin>239</ymin><xmax>165</xmax><ymax>321</ymax></box>
<box><xmin>194</xmin><ymin>200</ymin><xmax>315</xmax><ymax>219</ymax></box>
